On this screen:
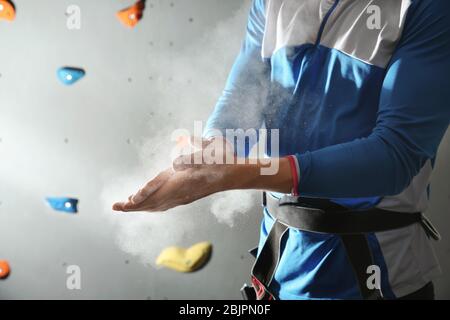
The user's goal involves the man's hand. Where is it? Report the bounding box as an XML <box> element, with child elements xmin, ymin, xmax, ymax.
<box><xmin>112</xmin><ymin>137</ymin><xmax>235</xmax><ymax>212</ymax></box>
<box><xmin>112</xmin><ymin>166</ymin><xmax>228</xmax><ymax>212</ymax></box>
<box><xmin>112</xmin><ymin>137</ymin><xmax>294</xmax><ymax>213</ymax></box>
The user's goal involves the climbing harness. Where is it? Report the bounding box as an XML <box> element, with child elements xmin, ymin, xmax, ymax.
<box><xmin>241</xmin><ymin>192</ymin><xmax>440</xmax><ymax>300</ymax></box>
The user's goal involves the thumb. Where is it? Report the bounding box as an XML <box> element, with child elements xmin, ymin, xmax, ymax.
<box><xmin>131</xmin><ymin>169</ymin><xmax>173</xmax><ymax>204</ymax></box>
<box><xmin>190</xmin><ymin>136</ymin><xmax>214</xmax><ymax>150</ymax></box>
<box><xmin>172</xmin><ymin>151</ymin><xmax>203</xmax><ymax>171</ymax></box>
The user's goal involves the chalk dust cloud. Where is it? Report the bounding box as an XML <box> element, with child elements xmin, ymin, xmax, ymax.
<box><xmin>101</xmin><ymin>1</ymin><xmax>263</xmax><ymax>266</ymax></box>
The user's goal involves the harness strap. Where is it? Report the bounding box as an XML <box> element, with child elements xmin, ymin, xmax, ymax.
<box><xmin>245</xmin><ymin>192</ymin><xmax>438</xmax><ymax>300</ymax></box>
<box><xmin>250</xmin><ymin>220</ymin><xmax>289</xmax><ymax>300</ymax></box>
<box><xmin>268</xmin><ymin>194</ymin><xmax>423</xmax><ymax>234</ymax></box>
<box><xmin>340</xmin><ymin>234</ymin><xmax>383</xmax><ymax>300</ymax></box>
<box><xmin>420</xmin><ymin>215</ymin><xmax>441</xmax><ymax>241</ymax></box>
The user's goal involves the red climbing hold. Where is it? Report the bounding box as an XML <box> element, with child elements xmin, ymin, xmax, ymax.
<box><xmin>0</xmin><ymin>260</ymin><xmax>10</xmax><ymax>279</ymax></box>
<box><xmin>117</xmin><ymin>0</ymin><xmax>145</xmax><ymax>28</ymax></box>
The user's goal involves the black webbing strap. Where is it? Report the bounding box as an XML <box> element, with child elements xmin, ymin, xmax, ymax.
<box><xmin>248</xmin><ymin>246</ymin><xmax>259</xmax><ymax>259</ymax></box>
<box><xmin>240</xmin><ymin>284</ymin><xmax>256</xmax><ymax>300</ymax></box>
<box><xmin>250</xmin><ymin>220</ymin><xmax>289</xmax><ymax>300</ymax></box>
<box><xmin>340</xmin><ymin>234</ymin><xmax>383</xmax><ymax>300</ymax></box>
<box><xmin>420</xmin><ymin>215</ymin><xmax>441</xmax><ymax>241</ymax></box>
<box><xmin>246</xmin><ymin>192</ymin><xmax>438</xmax><ymax>300</ymax></box>
<box><xmin>267</xmin><ymin>194</ymin><xmax>423</xmax><ymax>234</ymax></box>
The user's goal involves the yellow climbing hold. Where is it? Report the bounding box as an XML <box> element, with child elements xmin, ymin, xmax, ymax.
<box><xmin>156</xmin><ymin>242</ymin><xmax>212</xmax><ymax>273</ymax></box>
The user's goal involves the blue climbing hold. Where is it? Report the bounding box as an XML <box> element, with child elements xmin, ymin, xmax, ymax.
<box><xmin>46</xmin><ymin>197</ymin><xmax>79</xmax><ymax>214</ymax></box>
<box><xmin>57</xmin><ymin>67</ymin><xmax>85</xmax><ymax>85</ymax></box>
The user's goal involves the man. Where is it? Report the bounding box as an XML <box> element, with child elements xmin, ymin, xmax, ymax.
<box><xmin>113</xmin><ymin>0</ymin><xmax>450</xmax><ymax>300</ymax></box>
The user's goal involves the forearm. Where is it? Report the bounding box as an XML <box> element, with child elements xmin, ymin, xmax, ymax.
<box><xmin>294</xmin><ymin>133</ymin><xmax>410</xmax><ymax>198</ymax></box>
<box><xmin>222</xmin><ymin>157</ymin><xmax>294</xmax><ymax>194</ymax></box>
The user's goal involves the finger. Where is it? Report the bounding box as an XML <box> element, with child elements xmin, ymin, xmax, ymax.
<box><xmin>189</xmin><ymin>136</ymin><xmax>214</xmax><ymax>150</ymax></box>
<box><xmin>145</xmin><ymin>206</ymin><xmax>168</xmax><ymax>213</ymax></box>
<box><xmin>172</xmin><ymin>152</ymin><xmax>203</xmax><ymax>171</ymax></box>
<box><xmin>112</xmin><ymin>202</ymin><xmax>127</xmax><ymax>211</ymax></box>
<box><xmin>173</xmin><ymin>137</ymin><xmax>229</xmax><ymax>171</ymax></box>
<box><xmin>132</xmin><ymin>169</ymin><xmax>173</xmax><ymax>204</ymax></box>
<box><xmin>112</xmin><ymin>199</ymin><xmax>147</xmax><ymax>212</ymax></box>
<box><xmin>122</xmin><ymin>201</ymin><xmax>145</xmax><ymax>211</ymax></box>
<box><xmin>124</xmin><ymin>198</ymin><xmax>170</xmax><ymax>212</ymax></box>
<box><xmin>172</xmin><ymin>154</ymin><xmax>193</xmax><ymax>171</ymax></box>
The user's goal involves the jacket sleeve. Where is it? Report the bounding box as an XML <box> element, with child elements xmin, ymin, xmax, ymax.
<box><xmin>294</xmin><ymin>0</ymin><xmax>450</xmax><ymax>198</ymax></box>
<box><xmin>203</xmin><ymin>0</ymin><xmax>270</xmax><ymax>156</ymax></box>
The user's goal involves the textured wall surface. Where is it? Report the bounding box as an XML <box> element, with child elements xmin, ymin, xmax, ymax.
<box><xmin>0</xmin><ymin>0</ymin><xmax>448</xmax><ymax>300</ymax></box>
<box><xmin>0</xmin><ymin>0</ymin><xmax>261</xmax><ymax>300</ymax></box>
<box><xmin>428</xmin><ymin>130</ymin><xmax>450</xmax><ymax>300</ymax></box>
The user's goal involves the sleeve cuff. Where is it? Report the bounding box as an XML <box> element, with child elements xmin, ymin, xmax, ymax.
<box><xmin>295</xmin><ymin>152</ymin><xmax>312</xmax><ymax>194</ymax></box>
<box><xmin>286</xmin><ymin>155</ymin><xmax>300</xmax><ymax>196</ymax></box>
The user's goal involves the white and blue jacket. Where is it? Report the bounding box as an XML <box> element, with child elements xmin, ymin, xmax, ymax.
<box><xmin>205</xmin><ymin>0</ymin><xmax>450</xmax><ymax>299</ymax></box>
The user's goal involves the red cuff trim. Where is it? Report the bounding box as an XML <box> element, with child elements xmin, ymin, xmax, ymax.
<box><xmin>286</xmin><ymin>155</ymin><xmax>299</xmax><ymax>196</ymax></box>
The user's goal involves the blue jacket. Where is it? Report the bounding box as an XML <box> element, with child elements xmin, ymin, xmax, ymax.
<box><xmin>205</xmin><ymin>0</ymin><xmax>450</xmax><ymax>299</ymax></box>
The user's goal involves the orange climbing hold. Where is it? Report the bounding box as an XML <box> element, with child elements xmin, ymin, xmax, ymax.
<box><xmin>0</xmin><ymin>260</ymin><xmax>10</xmax><ymax>279</ymax></box>
<box><xmin>0</xmin><ymin>0</ymin><xmax>15</xmax><ymax>21</ymax></box>
<box><xmin>116</xmin><ymin>0</ymin><xmax>145</xmax><ymax>28</ymax></box>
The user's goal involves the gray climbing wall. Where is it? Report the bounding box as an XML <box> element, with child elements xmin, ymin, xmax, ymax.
<box><xmin>0</xmin><ymin>0</ymin><xmax>449</xmax><ymax>300</ymax></box>
<box><xmin>428</xmin><ymin>130</ymin><xmax>450</xmax><ymax>299</ymax></box>
<box><xmin>0</xmin><ymin>0</ymin><xmax>261</xmax><ymax>300</ymax></box>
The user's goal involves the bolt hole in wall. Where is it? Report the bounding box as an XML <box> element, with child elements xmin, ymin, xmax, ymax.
<box><xmin>0</xmin><ymin>0</ymin><xmax>450</xmax><ymax>301</ymax></box>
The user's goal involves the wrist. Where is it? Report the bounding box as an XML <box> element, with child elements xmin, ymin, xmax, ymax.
<box><xmin>221</xmin><ymin>163</ymin><xmax>257</xmax><ymax>191</ymax></box>
<box><xmin>222</xmin><ymin>157</ymin><xmax>295</xmax><ymax>194</ymax></box>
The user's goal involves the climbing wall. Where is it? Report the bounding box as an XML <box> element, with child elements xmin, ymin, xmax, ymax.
<box><xmin>428</xmin><ymin>132</ymin><xmax>450</xmax><ymax>299</ymax></box>
<box><xmin>0</xmin><ymin>0</ymin><xmax>262</xmax><ymax>299</ymax></box>
<box><xmin>0</xmin><ymin>0</ymin><xmax>449</xmax><ymax>300</ymax></box>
